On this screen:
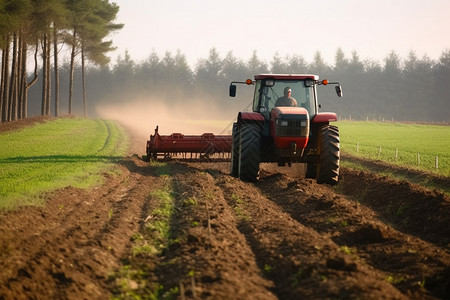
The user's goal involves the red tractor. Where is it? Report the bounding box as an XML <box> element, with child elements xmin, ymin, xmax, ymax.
<box><xmin>145</xmin><ymin>73</ymin><xmax>342</xmax><ymax>184</ymax></box>
<box><xmin>229</xmin><ymin>74</ymin><xmax>343</xmax><ymax>184</ymax></box>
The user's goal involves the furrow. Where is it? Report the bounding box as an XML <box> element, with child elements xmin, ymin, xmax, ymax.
<box><xmin>214</xmin><ymin>171</ymin><xmax>406</xmax><ymax>300</ymax></box>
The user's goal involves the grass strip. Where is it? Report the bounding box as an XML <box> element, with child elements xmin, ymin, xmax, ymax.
<box><xmin>0</xmin><ymin>117</ymin><xmax>128</xmax><ymax>210</ymax></box>
<box><xmin>338</xmin><ymin>121</ymin><xmax>450</xmax><ymax>176</ymax></box>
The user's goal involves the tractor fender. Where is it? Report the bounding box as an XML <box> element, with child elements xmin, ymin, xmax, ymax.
<box><xmin>238</xmin><ymin>112</ymin><xmax>265</xmax><ymax>127</ymax></box>
<box><xmin>312</xmin><ymin>112</ymin><xmax>338</xmax><ymax>124</ymax></box>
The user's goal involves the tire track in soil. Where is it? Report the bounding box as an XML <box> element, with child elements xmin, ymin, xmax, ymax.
<box><xmin>212</xmin><ymin>170</ymin><xmax>406</xmax><ymax>299</ymax></box>
<box><xmin>146</xmin><ymin>163</ymin><xmax>278</xmax><ymax>299</ymax></box>
<box><xmin>339</xmin><ymin>167</ymin><xmax>450</xmax><ymax>247</ymax></box>
<box><xmin>337</xmin><ymin>168</ymin><xmax>450</xmax><ymax>299</ymax></box>
<box><xmin>254</xmin><ymin>169</ymin><xmax>450</xmax><ymax>299</ymax></box>
<box><xmin>185</xmin><ymin>162</ymin><xmax>449</xmax><ymax>299</ymax></box>
<box><xmin>0</xmin><ymin>157</ymin><xmax>163</xmax><ymax>300</ymax></box>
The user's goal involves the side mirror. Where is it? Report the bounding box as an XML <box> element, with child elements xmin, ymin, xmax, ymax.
<box><xmin>229</xmin><ymin>84</ymin><xmax>236</xmax><ymax>97</ymax></box>
<box><xmin>335</xmin><ymin>85</ymin><xmax>343</xmax><ymax>97</ymax></box>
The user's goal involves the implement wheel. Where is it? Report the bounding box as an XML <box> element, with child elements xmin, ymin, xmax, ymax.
<box><xmin>238</xmin><ymin>123</ymin><xmax>261</xmax><ymax>182</ymax></box>
<box><xmin>317</xmin><ymin>125</ymin><xmax>340</xmax><ymax>185</ymax></box>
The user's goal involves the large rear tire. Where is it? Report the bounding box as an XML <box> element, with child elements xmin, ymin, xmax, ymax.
<box><xmin>230</xmin><ymin>123</ymin><xmax>239</xmax><ymax>177</ymax></box>
<box><xmin>317</xmin><ymin>125</ymin><xmax>340</xmax><ymax>185</ymax></box>
<box><xmin>238</xmin><ymin>123</ymin><xmax>261</xmax><ymax>182</ymax></box>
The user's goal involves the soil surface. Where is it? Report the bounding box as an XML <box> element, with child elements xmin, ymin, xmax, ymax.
<box><xmin>0</xmin><ymin>118</ymin><xmax>449</xmax><ymax>299</ymax></box>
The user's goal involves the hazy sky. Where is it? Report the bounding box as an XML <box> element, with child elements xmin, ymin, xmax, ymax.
<box><xmin>109</xmin><ymin>0</ymin><xmax>450</xmax><ymax>68</ymax></box>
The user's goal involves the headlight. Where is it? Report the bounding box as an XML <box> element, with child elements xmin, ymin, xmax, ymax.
<box><xmin>276</xmin><ymin>119</ymin><xmax>289</xmax><ymax>127</ymax></box>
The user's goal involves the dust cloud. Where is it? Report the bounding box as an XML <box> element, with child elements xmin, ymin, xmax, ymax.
<box><xmin>96</xmin><ymin>95</ymin><xmax>248</xmax><ymax>155</ymax></box>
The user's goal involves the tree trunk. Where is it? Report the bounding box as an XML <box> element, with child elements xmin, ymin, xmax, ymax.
<box><xmin>81</xmin><ymin>47</ymin><xmax>87</xmax><ymax>117</ymax></box>
<box><xmin>9</xmin><ymin>33</ymin><xmax>19</xmax><ymax>121</ymax></box>
<box><xmin>18</xmin><ymin>31</ymin><xmax>27</xmax><ymax>119</ymax></box>
<box><xmin>24</xmin><ymin>39</ymin><xmax>39</xmax><ymax>119</ymax></box>
<box><xmin>68</xmin><ymin>30</ymin><xmax>76</xmax><ymax>115</ymax></box>
<box><xmin>53</xmin><ymin>26</ymin><xmax>59</xmax><ymax>117</ymax></box>
<box><xmin>45</xmin><ymin>31</ymin><xmax>51</xmax><ymax>116</ymax></box>
<box><xmin>41</xmin><ymin>33</ymin><xmax>48</xmax><ymax>116</ymax></box>
<box><xmin>0</xmin><ymin>47</ymin><xmax>4</xmax><ymax>123</ymax></box>
<box><xmin>2</xmin><ymin>38</ymin><xmax>11</xmax><ymax>122</ymax></box>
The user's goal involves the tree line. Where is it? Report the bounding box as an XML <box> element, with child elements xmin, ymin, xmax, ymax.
<box><xmin>0</xmin><ymin>0</ymin><xmax>122</xmax><ymax>123</ymax></box>
<box><xmin>58</xmin><ymin>47</ymin><xmax>447</xmax><ymax>123</ymax></box>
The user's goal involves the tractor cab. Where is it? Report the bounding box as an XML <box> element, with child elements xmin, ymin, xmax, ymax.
<box><xmin>251</xmin><ymin>75</ymin><xmax>318</xmax><ymax>121</ymax></box>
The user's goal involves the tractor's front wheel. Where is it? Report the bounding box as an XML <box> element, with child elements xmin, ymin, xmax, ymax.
<box><xmin>230</xmin><ymin>123</ymin><xmax>239</xmax><ymax>177</ymax></box>
<box><xmin>317</xmin><ymin>125</ymin><xmax>340</xmax><ymax>185</ymax></box>
<box><xmin>238</xmin><ymin>123</ymin><xmax>261</xmax><ymax>181</ymax></box>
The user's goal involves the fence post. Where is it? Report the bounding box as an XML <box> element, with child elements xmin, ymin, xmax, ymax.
<box><xmin>395</xmin><ymin>148</ymin><xmax>398</xmax><ymax>161</ymax></box>
<box><xmin>436</xmin><ymin>156</ymin><xmax>439</xmax><ymax>170</ymax></box>
<box><xmin>378</xmin><ymin>146</ymin><xmax>382</xmax><ymax>158</ymax></box>
<box><xmin>417</xmin><ymin>153</ymin><xmax>420</xmax><ymax>165</ymax></box>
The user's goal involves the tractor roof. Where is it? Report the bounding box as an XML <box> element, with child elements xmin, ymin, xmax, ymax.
<box><xmin>254</xmin><ymin>74</ymin><xmax>319</xmax><ymax>80</ymax></box>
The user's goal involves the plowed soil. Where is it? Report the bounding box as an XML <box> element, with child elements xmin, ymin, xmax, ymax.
<box><xmin>0</xmin><ymin>118</ymin><xmax>449</xmax><ymax>299</ymax></box>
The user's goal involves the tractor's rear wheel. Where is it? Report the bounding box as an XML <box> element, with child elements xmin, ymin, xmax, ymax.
<box><xmin>317</xmin><ymin>125</ymin><xmax>340</xmax><ymax>185</ymax></box>
<box><xmin>238</xmin><ymin>123</ymin><xmax>261</xmax><ymax>182</ymax></box>
<box><xmin>230</xmin><ymin>123</ymin><xmax>239</xmax><ymax>177</ymax></box>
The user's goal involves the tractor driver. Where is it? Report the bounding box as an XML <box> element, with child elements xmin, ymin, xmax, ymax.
<box><xmin>275</xmin><ymin>87</ymin><xmax>298</xmax><ymax>107</ymax></box>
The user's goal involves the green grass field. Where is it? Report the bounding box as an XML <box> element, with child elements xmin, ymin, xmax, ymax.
<box><xmin>0</xmin><ymin>118</ymin><xmax>128</xmax><ymax>209</ymax></box>
<box><xmin>337</xmin><ymin>121</ymin><xmax>450</xmax><ymax>176</ymax></box>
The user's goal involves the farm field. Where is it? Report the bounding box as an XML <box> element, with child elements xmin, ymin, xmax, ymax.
<box><xmin>0</xmin><ymin>117</ymin><xmax>449</xmax><ymax>299</ymax></box>
<box><xmin>338</xmin><ymin>121</ymin><xmax>450</xmax><ymax>176</ymax></box>
<box><xmin>0</xmin><ymin>117</ymin><xmax>128</xmax><ymax>209</ymax></box>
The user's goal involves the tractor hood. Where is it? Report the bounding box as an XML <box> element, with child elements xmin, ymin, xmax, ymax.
<box><xmin>270</xmin><ymin>106</ymin><xmax>309</xmax><ymax>120</ymax></box>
